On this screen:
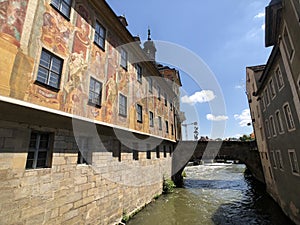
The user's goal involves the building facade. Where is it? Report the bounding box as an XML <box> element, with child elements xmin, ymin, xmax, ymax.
<box><xmin>247</xmin><ymin>0</ymin><xmax>300</xmax><ymax>224</ymax></box>
<box><xmin>0</xmin><ymin>0</ymin><xmax>183</xmax><ymax>224</ymax></box>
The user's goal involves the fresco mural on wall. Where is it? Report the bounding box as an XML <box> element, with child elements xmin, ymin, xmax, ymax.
<box><xmin>0</xmin><ymin>0</ymin><xmax>177</xmax><ymax>141</ymax></box>
<box><xmin>102</xmin><ymin>33</ymin><xmax>119</xmax><ymax>124</ymax></box>
<box><xmin>0</xmin><ymin>0</ymin><xmax>29</xmax><ymax>46</ymax></box>
<box><xmin>61</xmin><ymin>4</ymin><xmax>92</xmax><ymax>117</ymax></box>
<box><xmin>41</xmin><ymin>5</ymin><xmax>72</xmax><ymax>57</ymax></box>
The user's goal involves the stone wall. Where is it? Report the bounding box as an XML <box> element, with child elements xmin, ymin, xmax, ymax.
<box><xmin>0</xmin><ymin>120</ymin><xmax>172</xmax><ymax>225</ymax></box>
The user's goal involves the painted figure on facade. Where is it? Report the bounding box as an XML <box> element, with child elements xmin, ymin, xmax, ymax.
<box><xmin>42</xmin><ymin>8</ymin><xmax>71</xmax><ymax>56</ymax></box>
<box><xmin>0</xmin><ymin>0</ymin><xmax>29</xmax><ymax>46</ymax></box>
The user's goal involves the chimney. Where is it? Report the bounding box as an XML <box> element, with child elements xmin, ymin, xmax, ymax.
<box><xmin>118</xmin><ymin>15</ymin><xmax>128</xmax><ymax>27</ymax></box>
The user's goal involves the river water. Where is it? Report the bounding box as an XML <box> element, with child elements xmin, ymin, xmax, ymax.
<box><xmin>128</xmin><ymin>163</ymin><xmax>294</xmax><ymax>225</ymax></box>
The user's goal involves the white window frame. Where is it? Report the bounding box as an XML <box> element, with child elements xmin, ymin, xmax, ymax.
<box><xmin>271</xmin><ymin>151</ymin><xmax>277</xmax><ymax>169</ymax></box>
<box><xmin>136</xmin><ymin>104</ymin><xmax>143</xmax><ymax>123</ymax></box>
<box><xmin>265</xmin><ymin>88</ymin><xmax>270</xmax><ymax>106</ymax></box>
<box><xmin>276</xmin><ymin>150</ymin><xmax>284</xmax><ymax>171</ymax></box>
<box><xmin>157</xmin><ymin>86</ymin><xmax>161</xmax><ymax>100</ymax></box>
<box><xmin>265</xmin><ymin>120</ymin><xmax>271</xmax><ymax>139</ymax></box>
<box><xmin>158</xmin><ymin>116</ymin><xmax>162</xmax><ymax>130</ymax></box>
<box><xmin>37</xmin><ymin>48</ymin><xmax>63</xmax><ymax>90</ymax></box>
<box><xmin>261</xmin><ymin>94</ymin><xmax>266</xmax><ymax>111</ymax></box>
<box><xmin>275</xmin><ymin>66</ymin><xmax>284</xmax><ymax>91</ymax></box>
<box><xmin>26</xmin><ymin>132</ymin><xmax>52</xmax><ymax>169</ymax></box>
<box><xmin>275</xmin><ymin>110</ymin><xmax>285</xmax><ymax>134</ymax></box>
<box><xmin>88</xmin><ymin>77</ymin><xmax>102</xmax><ymax>107</ymax></box>
<box><xmin>51</xmin><ymin>0</ymin><xmax>72</xmax><ymax>19</ymax></box>
<box><xmin>288</xmin><ymin>149</ymin><xmax>300</xmax><ymax>176</ymax></box>
<box><xmin>282</xmin><ymin>25</ymin><xmax>295</xmax><ymax>62</ymax></box>
<box><xmin>120</xmin><ymin>48</ymin><xmax>128</xmax><ymax>70</ymax></box>
<box><xmin>149</xmin><ymin>111</ymin><xmax>154</xmax><ymax>127</ymax></box>
<box><xmin>94</xmin><ymin>21</ymin><xmax>106</xmax><ymax>50</ymax></box>
<box><xmin>283</xmin><ymin>102</ymin><xmax>296</xmax><ymax>132</ymax></box>
<box><xmin>269</xmin><ymin>115</ymin><xmax>277</xmax><ymax>137</ymax></box>
<box><xmin>119</xmin><ymin>93</ymin><xmax>127</xmax><ymax>117</ymax></box>
<box><xmin>148</xmin><ymin>77</ymin><xmax>153</xmax><ymax>93</ymax></box>
<box><xmin>165</xmin><ymin>120</ymin><xmax>169</xmax><ymax>134</ymax></box>
<box><xmin>136</xmin><ymin>64</ymin><xmax>142</xmax><ymax>83</ymax></box>
<box><xmin>269</xmin><ymin>78</ymin><xmax>276</xmax><ymax>99</ymax></box>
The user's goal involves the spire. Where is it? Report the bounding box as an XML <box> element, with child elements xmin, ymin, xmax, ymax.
<box><xmin>148</xmin><ymin>27</ymin><xmax>151</xmax><ymax>41</ymax></box>
<box><xmin>143</xmin><ymin>27</ymin><xmax>156</xmax><ymax>62</ymax></box>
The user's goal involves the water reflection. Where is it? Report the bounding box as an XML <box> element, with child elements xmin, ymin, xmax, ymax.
<box><xmin>128</xmin><ymin>164</ymin><xmax>294</xmax><ymax>225</ymax></box>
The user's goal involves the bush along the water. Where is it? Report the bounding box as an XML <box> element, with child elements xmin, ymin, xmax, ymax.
<box><xmin>163</xmin><ymin>178</ymin><xmax>176</xmax><ymax>194</ymax></box>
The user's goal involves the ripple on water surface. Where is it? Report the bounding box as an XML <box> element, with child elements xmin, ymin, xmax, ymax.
<box><xmin>128</xmin><ymin>163</ymin><xmax>294</xmax><ymax>225</ymax></box>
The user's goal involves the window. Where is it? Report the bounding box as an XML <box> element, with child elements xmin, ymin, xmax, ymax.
<box><xmin>137</xmin><ymin>104</ymin><xmax>143</xmax><ymax>123</ymax></box>
<box><xmin>271</xmin><ymin>151</ymin><xmax>277</xmax><ymax>169</ymax></box>
<box><xmin>283</xmin><ymin>27</ymin><xmax>294</xmax><ymax>60</ymax></box>
<box><xmin>170</xmin><ymin>101</ymin><xmax>173</xmax><ymax>111</ymax></box>
<box><xmin>158</xmin><ymin>117</ymin><xmax>162</xmax><ymax>130</ymax></box>
<box><xmin>94</xmin><ymin>21</ymin><xmax>106</xmax><ymax>50</ymax></box>
<box><xmin>26</xmin><ymin>132</ymin><xmax>52</xmax><ymax>169</ymax></box>
<box><xmin>165</xmin><ymin>121</ymin><xmax>169</xmax><ymax>134</ymax></box>
<box><xmin>36</xmin><ymin>49</ymin><xmax>63</xmax><ymax>90</ymax></box>
<box><xmin>77</xmin><ymin>151</ymin><xmax>87</xmax><ymax>164</ymax></box>
<box><xmin>270</xmin><ymin>116</ymin><xmax>277</xmax><ymax>137</ymax></box>
<box><xmin>120</xmin><ymin>48</ymin><xmax>128</xmax><ymax>70</ymax></box>
<box><xmin>149</xmin><ymin>111</ymin><xmax>154</xmax><ymax>127</ymax></box>
<box><xmin>88</xmin><ymin>77</ymin><xmax>102</xmax><ymax>107</ymax></box>
<box><xmin>156</xmin><ymin>146</ymin><xmax>160</xmax><ymax>158</ymax></box>
<box><xmin>275</xmin><ymin>110</ymin><xmax>284</xmax><ymax>134</ymax></box>
<box><xmin>163</xmin><ymin>146</ymin><xmax>167</xmax><ymax>158</ymax></box>
<box><xmin>283</xmin><ymin>103</ymin><xmax>295</xmax><ymax>131</ymax></box>
<box><xmin>133</xmin><ymin>150</ymin><xmax>139</xmax><ymax>160</ymax></box>
<box><xmin>261</xmin><ymin>94</ymin><xmax>265</xmax><ymax>110</ymax></box>
<box><xmin>264</xmin><ymin>89</ymin><xmax>270</xmax><ymax>106</ymax></box>
<box><xmin>171</xmin><ymin>124</ymin><xmax>174</xmax><ymax>135</ymax></box>
<box><xmin>288</xmin><ymin>149</ymin><xmax>299</xmax><ymax>175</ymax></box>
<box><xmin>51</xmin><ymin>0</ymin><xmax>72</xmax><ymax>18</ymax></box>
<box><xmin>119</xmin><ymin>94</ymin><xmax>127</xmax><ymax>117</ymax></box>
<box><xmin>164</xmin><ymin>93</ymin><xmax>168</xmax><ymax>106</ymax></box>
<box><xmin>148</xmin><ymin>77</ymin><xmax>153</xmax><ymax>93</ymax></box>
<box><xmin>77</xmin><ymin>137</ymin><xmax>88</xmax><ymax>165</ymax></box>
<box><xmin>157</xmin><ymin>86</ymin><xmax>161</xmax><ymax>100</ymax></box>
<box><xmin>146</xmin><ymin>144</ymin><xmax>151</xmax><ymax>159</ymax></box>
<box><xmin>169</xmin><ymin>146</ymin><xmax>172</xmax><ymax>156</ymax></box>
<box><xmin>136</xmin><ymin>64</ymin><xmax>142</xmax><ymax>83</ymax></box>
<box><xmin>276</xmin><ymin>150</ymin><xmax>284</xmax><ymax>170</ymax></box>
<box><xmin>265</xmin><ymin>120</ymin><xmax>271</xmax><ymax>138</ymax></box>
<box><xmin>275</xmin><ymin>67</ymin><xmax>284</xmax><ymax>90</ymax></box>
<box><xmin>269</xmin><ymin>79</ymin><xmax>276</xmax><ymax>99</ymax></box>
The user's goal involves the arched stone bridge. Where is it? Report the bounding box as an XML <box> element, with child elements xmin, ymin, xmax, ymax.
<box><xmin>172</xmin><ymin>141</ymin><xmax>264</xmax><ymax>186</ymax></box>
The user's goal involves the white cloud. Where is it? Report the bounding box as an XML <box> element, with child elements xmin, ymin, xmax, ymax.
<box><xmin>234</xmin><ymin>109</ymin><xmax>252</xmax><ymax>127</ymax></box>
<box><xmin>261</xmin><ymin>24</ymin><xmax>265</xmax><ymax>31</ymax></box>
<box><xmin>235</xmin><ymin>84</ymin><xmax>244</xmax><ymax>89</ymax></box>
<box><xmin>206</xmin><ymin>114</ymin><xmax>228</xmax><ymax>121</ymax></box>
<box><xmin>254</xmin><ymin>12</ymin><xmax>265</xmax><ymax>19</ymax></box>
<box><xmin>181</xmin><ymin>90</ymin><xmax>216</xmax><ymax>105</ymax></box>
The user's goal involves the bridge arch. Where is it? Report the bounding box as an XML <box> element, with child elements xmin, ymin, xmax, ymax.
<box><xmin>172</xmin><ymin>141</ymin><xmax>265</xmax><ymax>186</ymax></box>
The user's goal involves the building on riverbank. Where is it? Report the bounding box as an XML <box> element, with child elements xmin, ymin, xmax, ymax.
<box><xmin>247</xmin><ymin>0</ymin><xmax>300</xmax><ymax>224</ymax></box>
<box><xmin>0</xmin><ymin>0</ymin><xmax>184</xmax><ymax>224</ymax></box>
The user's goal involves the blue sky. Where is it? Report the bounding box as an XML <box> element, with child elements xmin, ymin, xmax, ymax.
<box><xmin>107</xmin><ymin>0</ymin><xmax>272</xmax><ymax>140</ymax></box>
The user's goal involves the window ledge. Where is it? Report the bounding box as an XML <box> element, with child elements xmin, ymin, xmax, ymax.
<box><xmin>87</xmin><ymin>101</ymin><xmax>101</xmax><ymax>108</ymax></box>
<box><xmin>34</xmin><ymin>80</ymin><xmax>60</xmax><ymax>92</ymax></box>
<box><xmin>93</xmin><ymin>41</ymin><xmax>105</xmax><ymax>52</ymax></box>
